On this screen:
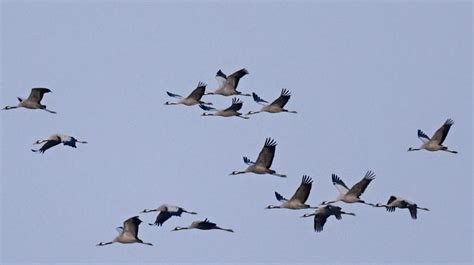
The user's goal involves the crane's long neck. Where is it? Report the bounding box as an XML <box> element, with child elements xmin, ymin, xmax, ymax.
<box><xmin>97</xmin><ymin>241</ymin><xmax>114</xmax><ymax>246</ymax></box>
<box><xmin>173</xmin><ymin>226</ymin><xmax>190</xmax><ymax>231</ymax></box>
<box><xmin>320</xmin><ymin>200</ymin><xmax>337</xmax><ymax>205</ymax></box>
<box><xmin>141</xmin><ymin>209</ymin><xmax>158</xmax><ymax>213</ymax></box>
<box><xmin>408</xmin><ymin>147</ymin><xmax>421</xmax><ymax>152</ymax></box>
<box><xmin>266</xmin><ymin>205</ymin><xmax>281</xmax><ymax>209</ymax></box>
<box><xmin>246</xmin><ymin>110</ymin><xmax>260</xmax><ymax>115</ymax></box>
<box><xmin>417</xmin><ymin>206</ymin><xmax>429</xmax><ymax>211</ymax></box>
<box><xmin>2</xmin><ymin>105</ymin><xmax>19</xmax><ymax>110</ymax></box>
<box><xmin>230</xmin><ymin>170</ymin><xmax>247</xmax><ymax>175</ymax></box>
<box><xmin>216</xmin><ymin>227</ymin><xmax>234</xmax><ymax>232</ymax></box>
<box><xmin>283</xmin><ymin>109</ymin><xmax>298</xmax><ymax>114</ymax></box>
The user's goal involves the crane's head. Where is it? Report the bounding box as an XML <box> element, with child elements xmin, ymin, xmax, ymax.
<box><xmin>140</xmin><ymin>209</ymin><xmax>155</xmax><ymax>213</ymax></box>
<box><xmin>265</xmin><ymin>205</ymin><xmax>280</xmax><ymax>209</ymax></box>
<box><xmin>407</xmin><ymin>147</ymin><xmax>421</xmax><ymax>152</ymax></box>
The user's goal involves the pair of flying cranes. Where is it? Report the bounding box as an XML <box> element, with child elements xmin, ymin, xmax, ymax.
<box><xmin>2</xmin><ymin>68</ymin><xmax>457</xmax><ymax>246</ymax></box>
<box><xmin>2</xmin><ymin>87</ymin><xmax>87</xmax><ymax>152</ymax></box>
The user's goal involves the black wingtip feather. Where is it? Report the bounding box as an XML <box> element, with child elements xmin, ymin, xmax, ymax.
<box><xmin>418</xmin><ymin>130</ymin><xmax>429</xmax><ymax>139</ymax></box>
<box><xmin>281</xmin><ymin>88</ymin><xmax>291</xmax><ymax>96</ymax></box>
<box><xmin>216</xmin><ymin>70</ymin><xmax>226</xmax><ymax>78</ymax></box>
<box><xmin>364</xmin><ymin>170</ymin><xmax>376</xmax><ymax>180</ymax></box>
<box><xmin>274</xmin><ymin>192</ymin><xmax>286</xmax><ymax>202</ymax></box>
<box><xmin>264</xmin><ymin>138</ymin><xmax>277</xmax><ymax>147</ymax></box>
<box><xmin>302</xmin><ymin>175</ymin><xmax>313</xmax><ymax>185</ymax></box>
<box><xmin>199</xmin><ymin>104</ymin><xmax>214</xmax><ymax>111</ymax></box>
<box><xmin>243</xmin><ymin>156</ymin><xmax>254</xmax><ymax>164</ymax></box>
<box><xmin>252</xmin><ymin>92</ymin><xmax>268</xmax><ymax>103</ymax></box>
<box><xmin>241</xmin><ymin>68</ymin><xmax>249</xmax><ymax>75</ymax></box>
<box><xmin>331</xmin><ymin>174</ymin><xmax>341</xmax><ymax>184</ymax></box>
<box><xmin>232</xmin><ymin>97</ymin><xmax>242</xmax><ymax>105</ymax></box>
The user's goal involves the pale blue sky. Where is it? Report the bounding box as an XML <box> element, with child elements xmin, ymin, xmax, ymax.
<box><xmin>1</xmin><ymin>1</ymin><xmax>472</xmax><ymax>264</ymax></box>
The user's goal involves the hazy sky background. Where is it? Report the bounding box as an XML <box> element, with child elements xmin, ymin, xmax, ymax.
<box><xmin>1</xmin><ymin>1</ymin><xmax>472</xmax><ymax>264</ymax></box>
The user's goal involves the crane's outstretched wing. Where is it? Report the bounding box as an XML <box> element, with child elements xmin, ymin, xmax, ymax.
<box><xmin>243</xmin><ymin>156</ymin><xmax>255</xmax><ymax>165</ymax></box>
<box><xmin>255</xmin><ymin>138</ymin><xmax>277</xmax><ymax>169</ymax></box>
<box><xmin>269</xmin><ymin>89</ymin><xmax>291</xmax><ymax>108</ymax></box>
<box><xmin>28</xmin><ymin>88</ymin><xmax>51</xmax><ymax>103</ymax></box>
<box><xmin>274</xmin><ymin>192</ymin><xmax>288</xmax><ymax>202</ymax></box>
<box><xmin>123</xmin><ymin>216</ymin><xmax>142</xmax><ymax>237</ymax></box>
<box><xmin>32</xmin><ymin>140</ymin><xmax>60</xmax><ymax>153</ymax></box>
<box><xmin>187</xmin><ymin>82</ymin><xmax>207</xmax><ymax>100</ymax></box>
<box><xmin>167</xmin><ymin>91</ymin><xmax>183</xmax><ymax>98</ymax></box>
<box><xmin>347</xmin><ymin>170</ymin><xmax>376</xmax><ymax>197</ymax></box>
<box><xmin>226</xmin><ymin>68</ymin><xmax>249</xmax><ymax>90</ymax></box>
<box><xmin>215</xmin><ymin>70</ymin><xmax>227</xmax><ymax>89</ymax></box>
<box><xmin>331</xmin><ymin>174</ymin><xmax>350</xmax><ymax>195</ymax></box>
<box><xmin>431</xmin><ymin>119</ymin><xmax>454</xmax><ymax>145</ymax></box>
<box><xmin>407</xmin><ymin>204</ymin><xmax>418</xmax><ymax>220</ymax></box>
<box><xmin>252</xmin><ymin>92</ymin><xmax>268</xmax><ymax>105</ymax></box>
<box><xmin>199</xmin><ymin>104</ymin><xmax>216</xmax><ymax>111</ymax></box>
<box><xmin>328</xmin><ymin>205</ymin><xmax>343</xmax><ymax>220</ymax></box>
<box><xmin>417</xmin><ymin>130</ymin><xmax>430</xmax><ymax>144</ymax></box>
<box><xmin>152</xmin><ymin>211</ymin><xmax>173</xmax><ymax>226</ymax></box>
<box><xmin>224</xmin><ymin>98</ymin><xmax>243</xmax><ymax>112</ymax></box>
<box><xmin>199</xmin><ymin>219</ymin><xmax>217</xmax><ymax>229</ymax></box>
<box><xmin>314</xmin><ymin>213</ymin><xmax>329</xmax><ymax>232</ymax></box>
<box><xmin>289</xmin><ymin>175</ymin><xmax>313</xmax><ymax>203</ymax></box>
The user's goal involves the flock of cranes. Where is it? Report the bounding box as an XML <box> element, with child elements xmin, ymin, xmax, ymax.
<box><xmin>164</xmin><ymin>69</ymin><xmax>297</xmax><ymax>118</ymax></box>
<box><xmin>2</xmin><ymin>67</ymin><xmax>458</xmax><ymax>247</ymax></box>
